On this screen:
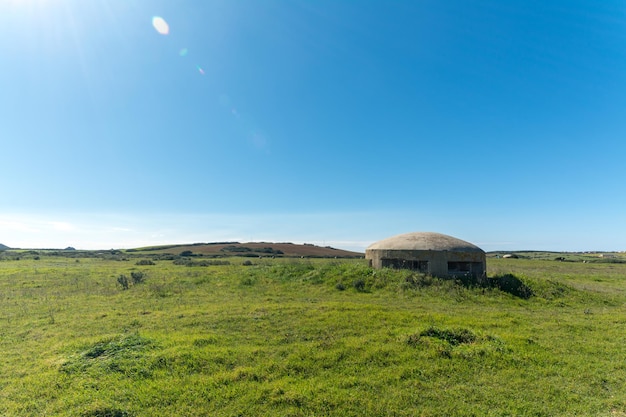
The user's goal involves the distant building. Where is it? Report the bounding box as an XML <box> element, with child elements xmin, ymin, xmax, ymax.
<box><xmin>366</xmin><ymin>232</ymin><xmax>486</xmax><ymax>278</ymax></box>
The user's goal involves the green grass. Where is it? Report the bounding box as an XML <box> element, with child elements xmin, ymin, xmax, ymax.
<box><xmin>1</xmin><ymin>256</ymin><xmax>626</xmax><ymax>416</ymax></box>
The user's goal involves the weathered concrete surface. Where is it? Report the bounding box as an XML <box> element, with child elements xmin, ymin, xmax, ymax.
<box><xmin>366</xmin><ymin>232</ymin><xmax>486</xmax><ymax>278</ymax></box>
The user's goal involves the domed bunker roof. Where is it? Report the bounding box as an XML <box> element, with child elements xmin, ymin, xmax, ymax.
<box><xmin>367</xmin><ymin>232</ymin><xmax>484</xmax><ymax>253</ymax></box>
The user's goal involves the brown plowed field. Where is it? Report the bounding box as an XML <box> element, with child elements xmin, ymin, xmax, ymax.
<box><xmin>129</xmin><ymin>242</ymin><xmax>363</xmax><ymax>258</ymax></box>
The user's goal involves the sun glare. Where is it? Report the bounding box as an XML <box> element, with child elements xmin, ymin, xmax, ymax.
<box><xmin>152</xmin><ymin>16</ymin><xmax>169</xmax><ymax>35</ymax></box>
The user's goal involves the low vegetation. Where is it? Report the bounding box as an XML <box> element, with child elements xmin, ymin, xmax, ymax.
<box><xmin>0</xmin><ymin>254</ymin><xmax>625</xmax><ymax>416</ymax></box>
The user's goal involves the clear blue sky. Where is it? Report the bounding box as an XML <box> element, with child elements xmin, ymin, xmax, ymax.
<box><xmin>1</xmin><ymin>0</ymin><xmax>625</xmax><ymax>251</ymax></box>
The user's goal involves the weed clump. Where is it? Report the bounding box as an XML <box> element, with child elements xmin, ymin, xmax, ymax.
<box><xmin>420</xmin><ymin>326</ymin><xmax>476</xmax><ymax>345</ymax></box>
<box><xmin>400</xmin><ymin>272</ymin><xmax>436</xmax><ymax>290</ymax></box>
<box><xmin>407</xmin><ymin>326</ymin><xmax>477</xmax><ymax>347</ymax></box>
<box><xmin>193</xmin><ymin>337</ymin><xmax>218</xmax><ymax>347</ymax></box>
<box><xmin>240</xmin><ymin>276</ymin><xmax>257</xmax><ymax>286</ymax></box>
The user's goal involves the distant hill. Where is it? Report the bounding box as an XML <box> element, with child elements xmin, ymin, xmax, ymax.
<box><xmin>0</xmin><ymin>243</ymin><xmax>10</xmax><ymax>250</ymax></box>
<box><xmin>128</xmin><ymin>242</ymin><xmax>363</xmax><ymax>258</ymax></box>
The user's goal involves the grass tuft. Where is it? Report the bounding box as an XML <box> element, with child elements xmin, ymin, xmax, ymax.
<box><xmin>61</xmin><ymin>333</ymin><xmax>155</xmax><ymax>378</ymax></box>
<box><xmin>417</xmin><ymin>326</ymin><xmax>477</xmax><ymax>346</ymax></box>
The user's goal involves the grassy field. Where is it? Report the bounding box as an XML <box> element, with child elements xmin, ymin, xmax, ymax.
<box><xmin>1</xmin><ymin>254</ymin><xmax>625</xmax><ymax>416</ymax></box>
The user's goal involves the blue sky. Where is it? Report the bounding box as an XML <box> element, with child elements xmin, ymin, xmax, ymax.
<box><xmin>1</xmin><ymin>0</ymin><xmax>625</xmax><ymax>251</ymax></box>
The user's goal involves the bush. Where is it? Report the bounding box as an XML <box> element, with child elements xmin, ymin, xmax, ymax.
<box><xmin>352</xmin><ymin>278</ymin><xmax>367</xmax><ymax>292</ymax></box>
<box><xmin>258</xmin><ymin>247</ymin><xmax>284</xmax><ymax>255</ymax></box>
<box><xmin>130</xmin><ymin>271</ymin><xmax>145</xmax><ymax>284</ymax></box>
<box><xmin>221</xmin><ymin>246</ymin><xmax>252</xmax><ymax>253</ymax></box>
<box><xmin>488</xmin><ymin>274</ymin><xmax>534</xmax><ymax>299</ymax></box>
<box><xmin>117</xmin><ymin>275</ymin><xmax>129</xmax><ymax>290</ymax></box>
<box><xmin>135</xmin><ymin>259</ymin><xmax>155</xmax><ymax>266</ymax></box>
<box><xmin>187</xmin><ymin>260</ymin><xmax>231</xmax><ymax>267</ymax></box>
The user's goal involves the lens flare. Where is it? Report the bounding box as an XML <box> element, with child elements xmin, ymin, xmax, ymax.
<box><xmin>152</xmin><ymin>16</ymin><xmax>169</xmax><ymax>35</ymax></box>
<box><xmin>197</xmin><ymin>66</ymin><xmax>205</xmax><ymax>75</ymax></box>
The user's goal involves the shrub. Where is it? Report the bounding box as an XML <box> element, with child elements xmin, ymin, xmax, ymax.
<box><xmin>174</xmin><ymin>259</ymin><xmax>231</xmax><ymax>266</ymax></box>
<box><xmin>221</xmin><ymin>246</ymin><xmax>252</xmax><ymax>253</ymax></box>
<box><xmin>135</xmin><ymin>259</ymin><xmax>155</xmax><ymax>266</ymax></box>
<box><xmin>130</xmin><ymin>271</ymin><xmax>145</xmax><ymax>284</ymax></box>
<box><xmin>352</xmin><ymin>278</ymin><xmax>367</xmax><ymax>292</ymax></box>
<box><xmin>117</xmin><ymin>275</ymin><xmax>129</xmax><ymax>290</ymax></box>
<box><xmin>186</xmin><ymin>260</ymin><xmax>231</xmax><ymax>267</ymax></box>
<box><xmin>489</xmin><ymin>274</ymin><xmax>534</xmax><ymax>299</ymax></box>
<box><xmin>258</xmin><ymin>247</ymin><xmax>284</xmax><ymax>254</ymax></box>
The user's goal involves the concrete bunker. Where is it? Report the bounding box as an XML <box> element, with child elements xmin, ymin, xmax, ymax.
<box><xmin>366</xmin><ymin>232</ymin><xmax>486</xmax><ymax>278</ymax></box>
